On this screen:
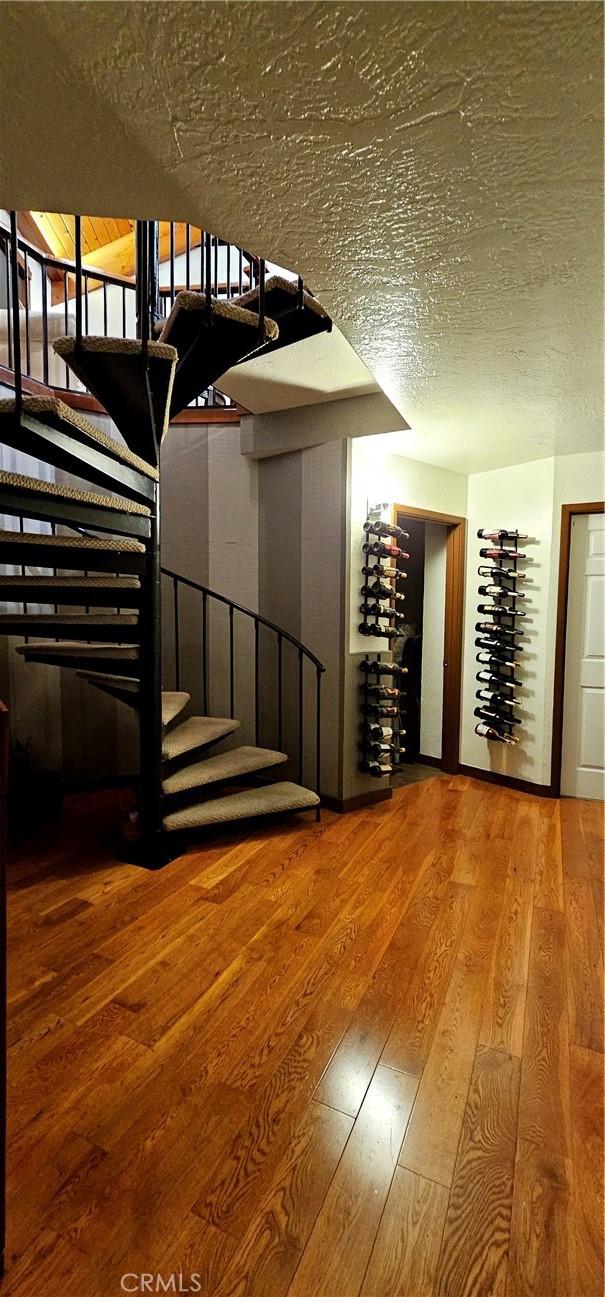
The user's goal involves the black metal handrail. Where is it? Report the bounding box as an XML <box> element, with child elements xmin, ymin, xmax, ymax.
<box><xmin>161</xmin><ymin>566</ymin><xmax>324</xmax><ymax>806</ymax></box>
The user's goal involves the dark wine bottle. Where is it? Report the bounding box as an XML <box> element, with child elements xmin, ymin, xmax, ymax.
<box><xmin>475</xmin><ymin>721</ymin><xmax>518</xmax><ymax>744</ymax></box>
<box><xmin>474</xmin><ymin>706</ymin><xmax>521</xmax><ymax>725</ymax></box>
<box><xmin>477</xmin><ymin>529</ymin><xmax>528</xmax><ymax>541</ymax></box>
<box><xmin>362</xmin><ymin>685</ymin><xmax>401</xmax><ymax>701</ymax></box>
<box><xmin>364</xmin><ymin>520</ymin><xmax>410</xmax><ymax>541</ymax></box>
<box><xmin>476</xmin><ymin>650</ymin><xmax>518</xmax><ymax>669</ymax></box>
<box><xmin>361</xmin><ymin>563</ymin><xmax>407</xmax><ymax>579</ymax></box>
<box><xmin>358</xmin><ymin>623</ymin><xmax>398</xmax><ymax>639</ymax></box>
<box><xmin>475</xmin><ymin>622</ymin><xmax>524</xmax><ymax>637</ymax></box>
<box><xmin>366</xmin><ymin>741</ymin><xmax>398</xmax><ymax>758</ymax></box>
<box><xmin>362</xmin><ymin>760</ymin><xmax>394</xmax><ymax>777</ymax></box>
<box><xmin>363</xmin><ymin>724</ymin><xmax>394</xmax><ymax>740</ymax></box>
<box><xmin>359</xmin><ymin>660</ymin><xmax>408</xmax><ymax>678</ymax></box>
<box><xmin>477</xmin><ymin>603</ymin><xmax>526</xmax><ymax>617</ymax></box>
<box><xmin>476</xmin><ymin>689</ymin><xmax>519</xmax><ymax>707</ymax></box>
<box><xmin>363</xmin><ymin>703</ymin><xmax>400</xmax><ymax>717</ymax></box>
<box><xmin>360</xmin><ymin>602</ymin><xmax>406</xmax><ymax>623</ymax></box>
<box><xmin>478</xmin><ymin>584</ymin><xmax>524</xmax><ymax>599</ymax></box>
<box><xmin>361</xmin><ymin>581</ymin><xmax>406</xmax><ymax>603</ymax></box>
<box><xmin>363</xmin><ymin>541</ymin><xmax>410</xmax><ymax>560</ymax></box>
<box><xmin>477</xmin><ymin>669</ymin><xmax>521</xmax><ymax>688</ymax></box>
<box><xmin>478</xmin><ymin>565</ymin><xmax>526</xmax><ymax>581</ymax></box>
<box><xmin>479</xmin><ymin>547</ymin><xmax>526</xmax><ymax>560</ymax></box>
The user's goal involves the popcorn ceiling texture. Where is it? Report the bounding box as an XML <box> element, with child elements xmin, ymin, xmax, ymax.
<box><xmin>1</xmin><ymin>2</ymin><xmax>602</xmax><ymax>456</ymax></box>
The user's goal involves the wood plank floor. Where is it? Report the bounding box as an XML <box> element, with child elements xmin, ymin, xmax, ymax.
<box><xmin>5</xmin><ymin>777</ymin><xmax>604</xmax><ymax>1296</ymax></box>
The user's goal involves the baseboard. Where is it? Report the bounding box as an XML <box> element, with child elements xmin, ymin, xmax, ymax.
<box><xmin>322</xmin><ymin>787</ymin><xmax>393</xmax><ymax>814</ymax></box>
<box><xmin>457</xmin><ymin>764</ymin><xmax>555</xmax><ymax>798</ymax></box>
<box><xmin>417</xmin><ymin>753</ymin><xmax>442</xmax><ymax>769</ymax></box>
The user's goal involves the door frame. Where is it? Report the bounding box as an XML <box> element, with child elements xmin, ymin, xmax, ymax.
<box><xmin>392</xmin><ymin>504</ymin><xmax>466</xmax><ymax>775</ymax></box>
<box><xmin>551</xmin><ymin>500</ymin><xmax>605</xmax><ymax>797</ymax></box>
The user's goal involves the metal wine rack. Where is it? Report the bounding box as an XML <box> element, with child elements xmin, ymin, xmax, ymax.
<box><xmin>474</xmin><ymin>530</ymin><xmax>532</xmax><ymax>745</ymax></box>
<box><xmin>359</xmin><ymin>508</ymin><xmax>409</xmax><ymax>776</ymax></box>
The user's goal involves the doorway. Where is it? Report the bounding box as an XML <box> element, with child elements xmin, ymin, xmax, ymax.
<box><xmin>391</xmin><ymin>504</ymin><xmax>466</xmax><ymax>777</ymax></box>
<box><xmin>554</xmin><ymin>505</ymin><xmax>605</xmax><ymax>799</ymax></box>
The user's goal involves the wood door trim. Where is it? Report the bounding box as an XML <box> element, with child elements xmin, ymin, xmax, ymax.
<box><xmin>392</xmin><ymin>504</ymin><xmax>466</xmax><ymax>775</ymax></box>
<box><xmin>551</xmin><ymin>500</ymin><xmax>605</xmax><ymax>797</ymax></box>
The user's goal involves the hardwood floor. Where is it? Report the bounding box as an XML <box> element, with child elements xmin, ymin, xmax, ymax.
<box><xmin>5</xmin><ymin>777</ymin><xmax>604</xmax><ymax>1296</ymax></box>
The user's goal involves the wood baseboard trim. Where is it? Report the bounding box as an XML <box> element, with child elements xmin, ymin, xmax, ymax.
<box><xmin>417</xmin><ymin>753</ymin><xmax>442</xmax><ymax>769</ymax></box>
<box><xmin>322</xmin><ymin>788</ymin><xmax>393</xmax><ymax>814</ymax></box>
<box><xmin>457</xmin><ymin>763</ymin><xmax>555</xmax><ymax>798</ymax></box>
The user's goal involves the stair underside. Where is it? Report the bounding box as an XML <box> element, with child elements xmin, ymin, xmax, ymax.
<box><xmin>163</xmin><ymin>781</ymin><xmax>319</xmax><ymax>832</ymax></box>
<box><xmin>162</xmin><ymin>744</ymin><xmax>287</xmax><ymax>796</ymax></box>
<box><xmin>53</xmin><ymin>336</ymin><xmax>177</xmax><ymax>462</ymax></box>
<box><xmin>159</xmin><ymin>293</ymin><xmax>279</xmax><ymax>416</ymax></box>
<box><xmin>162</xmin><ymin>715</ymin><xmax>240</xmax><ymax>764</ymax></box>
<box><xmin>76</xmin><ymin>673</ymin><xmax>189</xmax><ymax>726</ymax></box>
<box><xmin>0</xmin><ymin>396</ymin><xmax>159</xmax><ymax>483</ymax></box>
<box><xmin>234</xmin><ymin>274</ymin><xmax>331</xmax><ymax>357</ymax></box>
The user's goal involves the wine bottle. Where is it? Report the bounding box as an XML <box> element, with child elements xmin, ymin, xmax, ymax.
<box><xmin>362</xmin><ymin>563</ymin><xmax>407</xmax><ymax>579</ymax></box>
<box><xmin>362</xmin><ymin>685</ymin><xmax>401</xmax><ymax>701</ymax></box>
<box><xmin>359</xmin><ymin>660</ymin><xmax>408</xmax><ymax>678</ymax></box>
<box><xmin>478</xmin><ymin>584</ymin><xmax>525</xmax><ymax>599</ymax></box>
<box><xmin>477</xmin><ymin>603</ymin><xmax>526</xmax><ymax>617</ymax></box>
<box><xmin>362</xmin><ymin>760</ymin><xmax>394</xmax><ymax>777</ymax></box>
<box><xmin>361</xmin><ymin>581</ymin><xmax>406</xmax><ymax>602</ymax></box>
<box><xmin>364</xmin><ymin>520</ymin><xmax>410</xmax><ymax>541</ymax></box>
<box><xmin>479</xmin><ymin>547</ymin><xmax>526</xmax><ymax>560</ymax></box>
<box><xmin>474</xmin><ymin>706</ymin><xmax>521</xmax><ymax>725</ymax></box>
<box><xmin>366</xmin><ymin>741</ymin><xmax>398</xmax><ymax>759</ymax></box>
<box><xmin>478</xmin><ymin>565</ymin><xmax>526</xmax><ymax>581</ymax></box>
<box><xmin>477</xmin><ymin>670</ymin><xmax>521</xmax><ymax>688</ymax></box>
<box><xmin>475</xmin><ymin>722</ymin><xmax>518</xmax><ymax>744</ymax></box>
<box><xmin>476</xmin><ymin>622</ymin><xmax>524</xmax><ymax>637</ymax></box>
<box><xmin>363</xmin><ymin>703</ymin><xmax>400</xmax><ymax>717</ymax></box>
<box><xmin>476</xmin><ymin>689</ymin><xmax>519</xmax><ymax>707</ymax></box>
<box><xmin>363</xmin><ymin>541</ymin><xmax>410</xmax><ymax>560</ymax></box>
<box><xmin>476</xmin><ymin>651</ymin><xmax>518</xmax><ymax>670</ymax></box>
<box><xmin>360</xmin><ymin>602</ymin><xmax>406</xmax><ymax>623</ymax></box>
<box><xmin>364</xmin><ymin>724</ymin><xmax>394</xmax><ymax>740</ymax></box>
<box><xmin>477</xmin><ymin>529</ymin><xmax>528</xmax><ymax>541</ymax></box>
<box><xmin>358</xmin><ymin>623</ymin><xmax>398</xmax><ymax>639</ymax></box>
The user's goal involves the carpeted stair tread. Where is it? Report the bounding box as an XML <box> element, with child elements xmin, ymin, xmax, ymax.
<box><xmin>0</xmin><ymin>613</ymin><xmax>138</xmax><ymax>626</ymax></box>
<box><xmin>161</xmin><ymin>692</ymin><xmax>192</xmax><ymax>727</ymax></box>
<box><xmin>0</xmin><ymin>575</ymin><xmax>140</xmax><ymax>591</ymax></box>
<box><xmin>53</xmin><ymin>336</ymin><xmax>178</xmax><ymax>461</ymax></box>
<box><xmin>0</xmin><ymin>395</ymin><xmax>159</xmax><ymax>480</ymax></box>
<box><xmin>16</xmin><ymin>642</ymin><xmax>139</xmax><ymax>659</ymax></box>
<box><xmin>0</xmin><ymin>529</ymin><xmax>145</xmax><ymax>554</ymax></box>
<box><xmin>162</xmin><ymin>744</ymin><xmax>288</xmax><ymax>795</ymax></box>
<box><xmin>158</xmin><ymin>293</ymin><xmax>280</xmax><ymax>417</ymax></box>
<box><xmin>162</xmin><ymin>715</ymin><xmax>240</xmax><ymax>762</ymax></box>
<box><xmin>0</xmin><ymin>470</ymin><xmax>151</xmax><ymax>516</ymax></box>
<box><xmin>76</xmin><ymin>675</ymin><xmax>189</xmax><ymax>725</ymax></box>
<box><xmin>163</xmin><ymin>781</ymin><xmax>319</xmax><ymax>831</ymax></box>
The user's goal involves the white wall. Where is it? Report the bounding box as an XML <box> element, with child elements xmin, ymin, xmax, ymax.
<box><xmin>460</xmin><ymin>450</ymin><xmax>605</xmax><ymax>787</ymax></box>
<box><xmin>461</xmin><ymin>457</ymin><xmax>555</xmax><ymax>784</ymax></box>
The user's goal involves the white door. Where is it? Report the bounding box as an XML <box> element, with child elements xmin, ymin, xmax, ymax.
<box><xmin>561</xmin><ymin>512</ymin><xmax>605</xmax><ymax>799</ymax></box>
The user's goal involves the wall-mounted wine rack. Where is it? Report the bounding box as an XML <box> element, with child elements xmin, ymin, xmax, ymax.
<box><xmin>474</xmin><ymin>528</ymin><xmax>532</xmax><ymax>745</ymax></box>
<box><xmin>359</xmin><ymin>508</ymin><xmax>409</xmax><ymax>776</ymax></box>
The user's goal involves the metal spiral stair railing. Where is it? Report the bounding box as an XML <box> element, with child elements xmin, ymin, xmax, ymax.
<box><xmin>0</xmin><ymin>212</ymin><xmax>329</xmax><ymax>865</ymax></box>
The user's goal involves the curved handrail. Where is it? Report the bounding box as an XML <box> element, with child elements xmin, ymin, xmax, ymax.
<box><xmin>161</xmin><ymin>566</ymin><xmax>325</xmax><ymax>673</ymax></box>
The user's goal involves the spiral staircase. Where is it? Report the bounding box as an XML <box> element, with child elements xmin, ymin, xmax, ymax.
<box><xmin>0</xmin><ymin>215</ymin><xmax>331</xmax><ymax>864</ymax></box>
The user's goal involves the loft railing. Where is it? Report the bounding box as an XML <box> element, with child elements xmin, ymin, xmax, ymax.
<box><xmin>161</xmin><ymin>567</ymin><xmax>324</xmax><ymax>810</ymax></box>
<box><xmin>0</xmin><ymin>218</ymin><xmax>266</xmax><ymax>409</ymax></box>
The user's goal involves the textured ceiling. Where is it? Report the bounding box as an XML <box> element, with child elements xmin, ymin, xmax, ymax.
<box><xmin>2</xmin><ymin>2</ymin><xmax>603</xmax><ymax>472</ymax></box>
